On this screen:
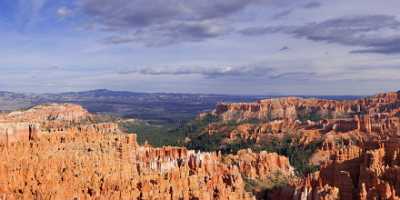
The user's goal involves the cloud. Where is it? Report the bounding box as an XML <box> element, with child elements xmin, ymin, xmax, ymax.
<box><xmin>57</xmin><ymin>7</ymin><xmax>72</xmax><ymax>17</ymax></box>
<box><xmin>117</xmin><ymin>65</ymin><xmax>275</xmax><ymax>78</ymax></box>
<box><xmin>80</xmin><ymin>0</ymin><xmax>265</xmax><ymax>28</ymax></box>
<box><xmin>272</xmin><ymin>9</ymin><xmax>293</xmax><ymax>19</ymax></box>
<box><xmin>78</xmin><ymin>0</ymin><xmax>296</xmax><ymax>46</ymax></box>
<box><xmin>102</xmin><ymin>36</ymin><xmax>136</xmax><ymax>45</ymax></box>
<box><xmin>303</xmin><ymin>2</ymin><xmax>321</xmax><ymax>9</ymax></box>
<box><xmin>271</xmin><ymin>1</ymin><xmax>321</xmax><ymax>20</ymax></box>
<box><xmin>240</xmin><ymin>15</ymin><xmax>400</xmax><ymax>54</ymax></box>
<box><xmin>279</xmin><ymin>46</ymin><xmax>290</xmax><ymax>51</ymax></box>
<box><xmin>116</xmin><ymin>64</ymin><xmax>322</xmax><ymax>81</ymax></box>
<box><xmin>238</xmin><ymin>26</ymin><xmax>286</xmax><ymax>36</ymax></box>
<box><xmin>270</xmin><ymin>72</ymin><xmax>316</xmax><ymax>80</ymax></box>
<box><xmin>350</xmin><ymin>45</ymin><xmax>400</xmax><ymax>54</ymax></box>
<box><xmin>102</xmin><ymin>21</ymin><xmax>231</xmax><ymax>46</ymax></box>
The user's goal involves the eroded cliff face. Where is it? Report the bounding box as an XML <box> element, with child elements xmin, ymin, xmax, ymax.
<box><xmin>198</xmin><ymin>91</ymin><xmax>400</xmax><ymax>152</ymax></box>
<box><xmin>2</xmin><ymin>90</ymin><xmax>400</xmax><ymax>200</ymax></box>
<box><xmin>214</xmin><ymin>92</ymin><xmax>400</xmax><ymax>124</ymax></box>
<box><xmin>0</xmin><ymin>104</ymin><xmax>95</xmax><ymax>146</ymax></box>
<box><xmin>211</xmin><ymin>92</ymin><xmax>400</xmax><ymax>145</ymax></box>
<box><xmin>222</xmin><ymin>149</ymin><xmax>296</xmax><ymax>199</ymax></box>
<box><xmin>0</xmin><ymin>130</ymin><xmax>257</xmax><ymax>200</ymax></box>
<box><xmin>0</xmin><ymin>103</ymin><xmax>297</xmax><ymax>200</ymax></box>
<box><xmin>272</xmin><ymin>139</ymin><xmax>400</xmax><ymax>200</ymax></box>
<box><xmin>224</xmin><ymin>149</ymin><xmax>294</xmax><ymax>180</ymax></box>
<box><xmin>0</xmin><ymin>122</ymin><xmax>39</xmax><ymax>144</ymax></box>
<box><xmin>0</xmin><ymin>103</ymin><xmax>91</xmax><ymax>123</ymax></box>
<box><xmin>192</xmin><ymin>91</ymin><xmax>400</xmax><ymax>199</ymax></box>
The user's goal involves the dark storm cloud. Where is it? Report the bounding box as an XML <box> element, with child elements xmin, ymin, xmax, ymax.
<box><xmin>240</xmin><ymin>15</ymin><xmax>400</xmax><ymax>54</ymax></box>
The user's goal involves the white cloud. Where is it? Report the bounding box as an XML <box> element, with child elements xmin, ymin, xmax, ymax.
<box><xmin>57</xmin><ymin>7</ymin><xmax>72</xmax><ymax>17</ymax></box>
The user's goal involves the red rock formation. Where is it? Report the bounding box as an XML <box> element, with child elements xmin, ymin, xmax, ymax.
<box><xmin>213</xmin><ymin>97</ymin><xmax>356</xmax><ymax>123</ymax></box>
<box><xmin>0</xmin><ymin>104</ymin><xmax>115</xmax><ymax>145</ymax></box>
<box><xmin>211</xmin><ymin>92</ymin><xmax>400</xmax><ymax>128</ymax></box>
<box><xmin>200</xmin><ymin>91</ymin><xmax>400</xmax><ymax>153</ymax></box>
<box><xmin>198</xmin><ymin>91</ymin><xmax>400</xmax><ymax>199</ymax></box>
<box><xmin>0</xmin><ymin>122</ymin><xmax>39</xmax><ymax>144</ymax></box>
<box><xmin>0</xmin><ymin>104</ymin><xmax>256</xmax><ymax>200</ymax></box>
<box><xmin>271</xmin><ymin>139</ymin><xmax>400</xmax><ymax>200</ymax></box>
<box><xmin>224</xmin><ymin>149</ymin><xmax>294</xmax><ymax>180</ymax></box>
<box><xmin>0</xmin><ymin>130</ymin><xmax>256</xmax><ymax>200</ymax></box>
<box><xmin>2</xmin><ymin>90</ymin><xmax>400</xmax><ymax>200</ymax></box>
<box><xmin>0</xmin><ymin>103</ymin><xmax>90</xmax><ymax>123</ymax></box>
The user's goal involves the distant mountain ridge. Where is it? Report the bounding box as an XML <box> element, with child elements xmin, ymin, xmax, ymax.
<box><xmin>0</xmin><ymin>89</ymin><xmax>363</xmax><ymax>123</ymax></box>
<box><xmin>0</xmin><ymin>89</ymin><xmax>269</xmax><ymax>122</ymax></box>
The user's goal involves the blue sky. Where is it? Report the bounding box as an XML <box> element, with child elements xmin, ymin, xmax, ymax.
<box><xmin>1</xmin><ymin>0</ymin><xmax>400</xmax><ymax>95</ymax></box>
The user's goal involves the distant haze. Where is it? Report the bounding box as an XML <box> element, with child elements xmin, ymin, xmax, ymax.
<box><xmin>0</xmin><ymin>0</ymin><xmax>400</xmax><ymax>95</ymax></box>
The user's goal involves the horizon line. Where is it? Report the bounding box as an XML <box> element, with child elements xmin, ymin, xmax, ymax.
<box><xmin>0</xmin><ymin>88</ymin><xmax>383</xmax><ymax>97</ymax></box>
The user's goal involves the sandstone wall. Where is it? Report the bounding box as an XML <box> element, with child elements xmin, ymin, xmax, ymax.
<box><xmin>0</xmin><ymin>122</ymin><xmax>39</xmax><ymax>144</ymax></box>
<box><xmin>0</xmin><ymin>129</ymin><xmax>256</xmax><ymax>200</ymax></box>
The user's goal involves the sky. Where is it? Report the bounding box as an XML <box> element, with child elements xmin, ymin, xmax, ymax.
<box><xmin>0</xmin><ymin>0</ymin><xmax>400</xmax><ymax>95</ymax></box>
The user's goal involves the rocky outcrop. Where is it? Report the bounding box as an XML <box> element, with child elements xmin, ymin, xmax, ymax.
<box><xmin>0</xmin><ymin>122</ymin><xmax>39</xmax><ymax>144</ymax></box>
<box><xmin>0</xmin><ymin>104</ymin><xmax>119</xmax><ymax>145</ymax></box>
<box><xmin>0</xmin><ymin>103</ymin><xmax>91</xmax><ymax>123</ymax></box>
<box><xmin>224</xmin><ymin>149</ymin><xmax>294</xmax><ymax>181</ymax></box>
<box><xmin>194</xmin><ymin>91</ymin><xmax>400</xmax><ymax>199</ymax></box>
<box><xmin>212</xmin><ymin>92</ymin><xmax>400</xmax><ymax>126</ymax></box>
<box><xmin>214</xmin><ymin>97</ymin><xmax>356</xmax><ymax>123</ymax></box>
<box><xmin>270</xmin><ymin>139</ymin><xmax>400</xmax><ymax>200</ymax></box>
<box><xmin>0</xmin><ymin>129</ymin><xmax>256</xmax><ymax>200</ymax></box>
<box><xmin>198</xmin><ymin>91</ymin><xmax>400</xmax><ymax>153</ymax></box>
<box><xmin>0</xmin><ymin>104</ymin><xmax>256</xmax><ymax>200</ymax></box>
<box><xmin>2</xmin><ymin>90</ymin><xmax>400</xmax><ymax>200</ymax></box>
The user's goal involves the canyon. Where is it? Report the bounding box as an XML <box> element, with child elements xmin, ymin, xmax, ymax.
<box><xmin>0</xmin><ymin>104</ymin><xmax>290</xmax><ymax>200</ymax></box>
<box><xmin>189</xmin><ymin>91</ymin><xmax>400</xmax><ymax>199</ymax></box>
<box><xmin>0</xmin><ymin>91</ymin><xmax>399</xmax><ymax>199</ymax></box>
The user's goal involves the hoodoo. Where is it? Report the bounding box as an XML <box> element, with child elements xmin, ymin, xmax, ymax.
<box><xmin>189</xmin><ymin>91</ymin><xmax>400</xmax><ymax>199</ymax></box>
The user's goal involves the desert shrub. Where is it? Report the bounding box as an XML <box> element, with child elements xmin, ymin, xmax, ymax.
<box><xmin>244</xmin><ymin>171</ymin><xmax>290</xmax><ymax>200</ymax></box>
<box><xmin>186</xmin><ymin>133</ymin><xmax>225</xmax><ymax>152</ymax></box>
<box><xmin>119</xmin><ymin>121</ymin><xmax>187</xmax><ymax>147</ymax></box>
<box><xmin>177</xmin><ymin>113</ymin><xmax>323</xmax><ymax>176</ymax></box>
<box><xmin>221</xmin><ymin>138</ymin><xmax>257</xmax><ymax>154</ymax></box>
<box><xmin>298</xmin><ymin>112</ymin><xmax>322</xmax><ymax>122</ymax></box>
<box><xmin>119</xmin><ymin>113</ymin><xmax>221</xmax><ymax>148</ymax></box>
